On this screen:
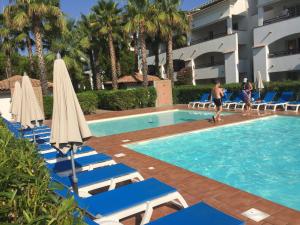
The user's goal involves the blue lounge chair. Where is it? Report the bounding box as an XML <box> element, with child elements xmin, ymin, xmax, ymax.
<box><xmin>188</xmin><ymin>93</ymin><xmax>210</xmax><ymax>108</ymax></box>
<box><xmin>285</xmin><ymin>101</ymin><xmax>300</xmax><ymax>112</ymax></box>
<box><xmin>54</xmin><ymin>178</ymin><xmax>188</xmax><ymax>225</ymax></box>
<box><xmin>41</xmin><ymin>145</ymin><xmax>96</xmax><ymax>163</ymax></box>
<box><xmin>37</xmin><ymin>143</ymin><xmax>57</xmax><ymax>153</ymax></box>
<box><xmin>146</xmin><ymin>202</ymin><xmax>244</xmax><ymax>225</ymax></box>
<box><xmin>46</xmin><ymin>153</ymin><xmax>116</xmax><ymax>176</ymax></box>
<box><xmin>223</xmin><ymin>95</ymin><xmax>242</xmax><ymax>110</ymax></box>
<box><xmin>51</xmin><ymin>163</ymin><xmax>144</xmax><ymax>197</ymax></box>
<box><xmin>252</xmin><ymin>91</ymin><xmax>276</xmax><ymax>111</ymax></box>
<box><xmin>265</xmin><ymin>91</ymin><xmax>294</xmax><ymax>111</ymax></box>
<box><xmin>25</xmin><ymin>132</ymin><xmax>51</xmax><ymax>141</ymax></box>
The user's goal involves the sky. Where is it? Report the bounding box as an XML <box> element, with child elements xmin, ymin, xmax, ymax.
<box><xmin>1</xmin><ymin>0</ymin><xmax>207</xmax><ymax>19</ymax></box>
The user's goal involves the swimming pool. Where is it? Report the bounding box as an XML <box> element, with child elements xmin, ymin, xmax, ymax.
<box><xmin>89</xmin><ymin>110</ymin><xmax>228</xmax><ymax>137</ymax></box>
<box><xmin>126</xmin><ymin>116</ymin><xmax>300</xmax><ymax>211</ymax></box>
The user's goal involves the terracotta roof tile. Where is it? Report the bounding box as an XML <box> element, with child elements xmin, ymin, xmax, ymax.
<box><xmin>0</xmin><ymin>75</ymin><xmax>53</xmax><ymax>91</ymax></box>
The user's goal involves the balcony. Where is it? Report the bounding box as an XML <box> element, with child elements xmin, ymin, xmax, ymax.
<box><xmin>269</xmin><ymin>49</ymin><xmax>300</xmax><ymax>58</ymax></box>
<box><xmin>264</xmin><ymin>12</ymin><xmax>300</xmax><ymax>26</ymax></box>
<box><xmin>268</xmin><ymin>53</ymin><xmax>300</xmax><ymax>73</ymax></box>
<box><xmin>190</xmin><ymin>32</ymin><xmax>227</xmax><ymax>45</ymax></box>
<box><xmin>194</xmin><ymin>65</ymin><xmax>225</xmax><ymax>80</ymax></box>
<box><xmin>195</xmin><ymin>61</ymin><xmax>224</xmax><ymax>69</ymax></box>
<box><xmin>254</xmin><ymin>16</ymin><xmax>300</xmax><ymax>47</ymax></box>
<box><xmin>146</xmin><ymin>33</ymin><xmax>238</xmax><ymax>67</ymax></box>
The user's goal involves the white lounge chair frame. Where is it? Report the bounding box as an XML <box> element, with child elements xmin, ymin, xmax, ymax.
<box><xmin>77</xmin><ymin>171</ymin><xmax>144</xmax><ymax>198</ymax></box>
<box><xmin>265</xmin><ymin>102</ymin><xmax>288</xmax><ymax>111</ymax></box>
<box><xmin>285</xmin><ymin>103</ymin><xmax>300</xmax><ymax>112</ymax></box>
<box><xmin>93</xmin><ymin>191</ymin><xmax>188</xmax><ymax>225</ymax></box>
<box><xmin>197</xmin><ymin>101</ymin><xmax>211</xmax><ymax>109</ymax></box>
<box><xmin>56</xmin><ymin>159</ymin><xmax>116</xmax><ymax>177</ymax></box>
<box><xmin>46</xmin><ymin>151</ymin><xmax>98</xmax><ymax>164</ymax></box>
<box><xmin>252</xmin><ymin>102</ymin><xmax>268</xmax><ymax>111</ymax></box>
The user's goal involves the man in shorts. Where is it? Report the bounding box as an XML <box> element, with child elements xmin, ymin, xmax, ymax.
<box><xmin>211</xmin><ymin>80</ymin><xmax>224</xmax><ymax>122</ymax></box>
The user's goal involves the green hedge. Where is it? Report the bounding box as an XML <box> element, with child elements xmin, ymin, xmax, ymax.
<box><xmin>44</xmin><ymin>88</ymin><xmax>157</xmax><ymax>118</ymax></box>
<box><xmin>173</xmin><ymin>83</ymin><xmax>241</xmax><ymax>104</ymax></box>
<box><xmin>173</xmin><ymin>81</ymin><xmax>300</xmax><ymax>104</ymax></box>
<box><xmin>77</xmin><ymin>92</ymin><xmax>98</xmax><ymax>114</ymax></box>
<box><xmin>44</xmin><ymin>92</ymin><xmax>98</xmax><ymax>119</ymax></box>
<box><xmin>0</xmin><ymin>120</ymin><xmax>83</xmax><ymax>224</ymax></box>
<box><xmin>97</xmin><ymin>87</ymin><xmax>157</xmax><ymax>111</ymax></box>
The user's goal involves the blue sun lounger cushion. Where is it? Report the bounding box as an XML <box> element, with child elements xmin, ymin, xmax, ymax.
<box><xmin>46</xmin><ymin>153</ymin><xmax>113</xmax><ymax>174</ymax></box>
<box><xmin>54</xmin><ymin>178</ymin><xmax>177</xmax><ymax>218</ymax></box>
<box><xmin>25</xmin><ymin>132</ymin><xmax>51</xmax><ymax>140</ymax></box>
<box><xmin>51</xmin><ymin>163</ymin><xmax>136</xmax><ymax>189</ymax></box>
<box><xmin>147</xmin><ymin>202</ymin><xmax>244</xmax><ymax>225</ymax></box>
<box><xmin>38</xmin><ymin>143</ymin><xmax>53</xmax><ymax>151</ymax></box>
<box><xmin>23</xmin><ymin>127</ymin><xmax>51</xmax><ymax>135</ymax></box>
<box><xmin>41</xmin><ymin>146</ymin><xmax>95</xmax><ymax>161</ymax></box>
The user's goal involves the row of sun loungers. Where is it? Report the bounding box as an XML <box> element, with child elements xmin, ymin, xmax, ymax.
<box><xmin>1</xmin><ymin>117</ymin><xmax>245</xmax><ymax>225</ymax></box>
<box><xmin>189</xmin><ymin>91</ymin><xmax>299</xmax><ymax>112</ymax></box>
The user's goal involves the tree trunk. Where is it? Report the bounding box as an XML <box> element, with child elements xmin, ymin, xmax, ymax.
<box><xmin>115</xmin><ymin>45</ymin><xmax>122</xmax><ymax>77</ymax></box>
<box><xmin>33</xmin><ymin>22</ymin><xmax>48</xmax><ymax>95</ymax></box>
<box><xmin>89</xmin><ymin>49</ymin><xmax>98</xmax><ymax>90</ymax></box>
<box><xmin>139</xmin><ymin>25</ymin><xmax>148</xmax><ymax>87</ymax></box>
<box><xmin>108</xmin><ymin>32</ymin><xmax>118</xmax><ymax>89</ymax></box>
<box><xmin>133</xmin><ymin>33</ymin><xmax>139</xmax><ymax>73</ymax></box>
<box><xmin>5</xmin><ymin>54</ymin><xmax>12</xmax><ymax>78</ymax></box>
<box><xmin>26</xmin><ymin>35</ymin><xmax>35</xmax><ymax>76</ymax></box>
<box><xmin>153</xmin><ymin>37</ymin><xmax>160</xmax><ymax>77</ymax></box>
<box><xmin>167</xmin><ymin>33</ymin><xmax>174</xmax><ymax>86</ymax></box>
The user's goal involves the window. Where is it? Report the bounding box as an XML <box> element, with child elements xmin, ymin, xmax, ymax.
<box><xmin>210</xmin><ymin>56</ymin><xmax>215</xmax><ymax>66</ymax></box>
<box><xmin>287</xmin><ymin>39</ymin><xmax>297</xmax><ymax>53</ymax></box>
<box><xmin>233</xmin><ymin>23</ymin><xmax>239</xmax><ymax>30</ymax></box>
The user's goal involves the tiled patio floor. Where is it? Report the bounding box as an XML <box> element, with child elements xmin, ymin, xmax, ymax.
<box><xmin>84</xmin><ymin>105</ymin><xmax>300</xmax><ymax>225</ymax></box>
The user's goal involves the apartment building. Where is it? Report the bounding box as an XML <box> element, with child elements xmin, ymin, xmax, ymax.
<box><xmin>145</xmin><ymin>0</ymin><xmax>300</xmax><ymax>84</ymax></box>
<box><xmin>253</xmin><ymin>0</ymin><xmax>300</xmax><ymax>82</ymax></box>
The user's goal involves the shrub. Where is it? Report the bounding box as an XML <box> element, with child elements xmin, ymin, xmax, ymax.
<box><xmin>43</xmin><ymin>92</ymin><xmax>98</xmax><ymax>119</ymax></box>
<box><xmin>0</xmin><ymin>120</ymin><xmax>83</xmax><ymax>224</ymax></box>
<box><xmin>97</xmin><ymin>87</ymin><xmax>157</xmax><ymax>110</ymax></box>
<box><xmin>77</xmin><ymin>91</ymin><xmax>98</xmax><ymax>114</ymax></box>
<box><xmin>44</xmin><ymin>95</ymin><xmax>53</xmax><ymax>119</ymax></box>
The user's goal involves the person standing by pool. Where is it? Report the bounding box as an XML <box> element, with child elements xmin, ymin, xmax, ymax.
<box><xmin>242</xmin><ymin>78</ymin><xmax>253</xmax><ymax>115</ymax></box>
<box><xmin>211</xmin><ymin>80</ymin><xmax>224</xmax><ymax>123</ymax></box>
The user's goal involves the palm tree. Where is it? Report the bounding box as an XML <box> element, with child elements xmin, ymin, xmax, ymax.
<box><xmin>77</xmin><ymin>14</ymin><xmax>103</xmax><ymax>90</ymax></box>
<box><xmin>46</xmin><ymin>19</ymin><xmax>87</xmax><ymax>91</ymax></box>
<box><xmin>124</xmin><ymin>0</ymin><xmax>156</xmax><ymax>87</ymax></box>
<box><xmin>4</xmin><ymin>5</ymin><xmax>35</xmax><ymax>75</ymax></box>
<box><xmin>0</xmin><ymin>14</ymin><xmax>20</xmax><ymax>78</ymax></box>
<box><xmin>91</xmin><ymin>0</ymin><xmax>122</xmax><ymax>90</ymax></box>
<box><xmin>155</xmin><ymin>0</ymin><xmax>189</xmax><ymax>85</ymax></box>
<box><xmin>9</xmin><ymin>0</ymin><xmax>65</xmax><ymax>95</ymax></box>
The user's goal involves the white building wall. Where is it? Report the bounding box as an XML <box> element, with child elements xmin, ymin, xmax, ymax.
<box><xmin>269</xmin><ymin>54</ymin><xmax>300</xmax><ymax>73</ymax></box>
<box><xmin>145</xmin><ymin>0</ymin><xmax>300</xmax><ymax>84</ymax></box>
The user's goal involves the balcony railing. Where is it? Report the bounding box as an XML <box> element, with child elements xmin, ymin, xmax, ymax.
<box><xmin>263</xmin><ymin>10</ymin><xmax>300</xmax><ymax>25</ymax></box>
<box><xmin>269</xmin><ymin>49</ymin><xmax>300</xmax><ymax>58</ymax></box>
<box><xmin>190</xmin><ymin>32</ymin><xmax>227</xmax><ymax>45</ymax></box>
<box><xmin>195</xmin><ymin>61</ymin><xmax>224</xmax><ymax>69</ymax></box>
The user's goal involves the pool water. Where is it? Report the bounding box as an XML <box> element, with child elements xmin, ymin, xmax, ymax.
<box><xmin>89</xmin><ymin>110</ymin><xmax>227</xmax><ymax>137</ymax></box>
<box><xmin>127</xmin><ymin>116</ymin><xmax>300</xmax><ymax>211</ymax></box>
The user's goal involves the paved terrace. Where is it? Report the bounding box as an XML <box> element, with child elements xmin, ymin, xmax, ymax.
<box><xmin>83</xmin><ymin>105</ymin><xmax>300</xmax><ymax>225</ymax></box>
